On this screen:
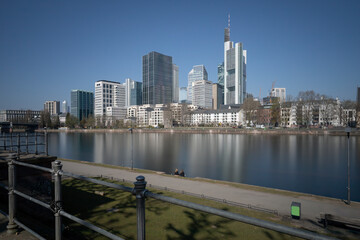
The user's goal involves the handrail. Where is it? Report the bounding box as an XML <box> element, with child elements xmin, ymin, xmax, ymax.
<box><xmin>0</xmin><ymin>132</ymin><xmax>48</xmax><ymax>156</ymax></box>
<box><xmin>0</xmin><ymin>154</ymin><xmax>339</xmax><ymax>240</ymax></box>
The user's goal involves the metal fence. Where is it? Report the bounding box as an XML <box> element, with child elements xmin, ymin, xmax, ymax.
<box><xmin>0</xmin><ymin>132</ymin><xmax>48</xmax><ymax>157</ymax></box>
<box><xmin>0</xmin><ymin>153</ymin><xmax>338</xmax><ymax>240</ymax></box>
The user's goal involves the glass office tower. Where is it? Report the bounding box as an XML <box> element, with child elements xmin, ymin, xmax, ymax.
<box><xmin>187</xmin><ymin>65</ymin><xmax>208</xmax><ymax>104</ymax></box>
<box><xmin>71</xmin><ymin>90</ymin><xmax>94</xmax><ymax>121</ymax></box>
<box><xmin>142</xmin><ymin>51</ymin><xmax>173</xmax><ymax>104</ymax></box>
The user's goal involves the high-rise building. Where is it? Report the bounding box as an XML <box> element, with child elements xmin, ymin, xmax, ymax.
<box><xmin>125</xmin><ymin>78</ymin><xmax>143</xmax><ymax>106</ymax></box>
<box><xmin>94</xmin><ymin>80</ymin><xmax>125</xmax><ymax>116</ymax></box>
<box><xmin>223</xmin><ymin>16</ymin><xmax>247</xmax><ymax>105</ymax></box>
<box><xmin>44</xmin><ymin>101</ymin><xmax>60</xmax><ymax>115</ymax></box>
<box><xmin>187</xmin><ymin>65</ymin><xmax>208</xmax><ymax>103</ymax></box>
<box><xmin>212</xmin><ymin>83</ymin><xmax>224</xmax><ymax>110</ymax></box>
<box><xmin>70</xmin><ymin>90</ymin><xmax>94</xmax><ymax>121</ymax></box>
<box><xmin>142</xmin><ymin>51</ymin><xmax>173</xmax><ymax>104</ymax></box>
<box><xmin>271</xmin><ymin>88</ymin><xmax>286</xmax><ymax>103</ymax></box>
<box><xmin>192</xmin><ymin>80</ymin><xmax>212</xmax><ymax>109</ymax></box>
<box><xmin>179</xmin><ymin>87</ymin><xmax>188</xmax><ymax>103</ymax></box>
<box><xmin>172</xmin><ymin>64</ymin><xmax>179</xmax><ymax>103</ymax></box>
<box><xmin>62</xmin><ymin>100</ymin><xmax>68</xmax><ymax>113</ymax></box>
<box><xmin>357</xmin><ymin>87</ymin><xmax>360</xmax><ymax>105</ymax></box>
<box><xmin>218</xmin><ymin>62</ymin><xmax>224</xmax><ymax>86</ymax></box>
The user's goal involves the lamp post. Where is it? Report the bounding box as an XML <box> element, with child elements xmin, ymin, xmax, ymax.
<box><xmin>129</xmin><ymin>127</ymin><xmax>134</xmax><ymax>170</ymax></box>
<box><xmin>345</xmin><ymin>127</ymin><xmax>351</xmax><ymax>205</ymax></box>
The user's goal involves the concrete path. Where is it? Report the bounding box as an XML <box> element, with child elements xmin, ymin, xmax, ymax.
<box><xmin>61</xmin><ymin>160</ymin><xmax>360</xmax><ymax>222</ymax></box>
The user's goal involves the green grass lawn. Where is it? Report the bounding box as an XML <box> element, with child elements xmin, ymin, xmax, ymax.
<box><xmin>62</xmin><ymin>178</ymin><xmax>306</xmax><ymax>240</ymax></box>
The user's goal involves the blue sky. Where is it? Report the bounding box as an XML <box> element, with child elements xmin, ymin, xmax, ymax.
<box><xmin>1</xmin><ymin>0</ymin><xmax>359</xmax><ymax>110</ymax></box>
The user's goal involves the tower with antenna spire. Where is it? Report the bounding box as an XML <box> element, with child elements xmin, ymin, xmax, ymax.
<box><xmin>223</xmin><ymin>14</ymin><xmax>247</xmax><ymax>105</ymax></box>
<box><xmin>224</xmin><ymin>14</ymin><xmax>230</xmax><ymax>42</ymax></box>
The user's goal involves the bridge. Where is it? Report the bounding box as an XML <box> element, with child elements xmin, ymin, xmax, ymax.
<box><xmin>0</xmin><ymin>122</ymin><xmax>38</xmax><ymax>133</ymax></box>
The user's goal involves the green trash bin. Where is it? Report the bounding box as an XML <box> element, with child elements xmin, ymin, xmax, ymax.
<box><xmin>291</xmin><ymin>202</ymin><xmax>301</xmax><ymax>219</ymax></box>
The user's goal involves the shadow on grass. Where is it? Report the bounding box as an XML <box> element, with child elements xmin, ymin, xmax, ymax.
<box><xmin>165</xmin><ymin>209</ymin><xmax>235</xmax><ymax>240</ymax></box>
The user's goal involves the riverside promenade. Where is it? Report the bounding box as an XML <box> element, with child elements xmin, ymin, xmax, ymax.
<box><xmin>61</xmin><ymin>159</ymin><xmax>360</xmax><ymax>222</ymax></box>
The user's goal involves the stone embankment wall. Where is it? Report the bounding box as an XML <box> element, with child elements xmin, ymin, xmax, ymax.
<box><xmin>43</xmin><ymin>128</ymin><xmax>359</xmax><ymax>136</ymax></box>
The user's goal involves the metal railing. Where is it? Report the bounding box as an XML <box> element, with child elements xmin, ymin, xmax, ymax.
<box><xmin>0</xmin><ymin>153</ymin><xmax>338</xmax><ymax>240</ymax></box>
<box><xmin>0</xmin><ymin>132</ymin><xmax>48</xmax><ymax>157</ymax></box>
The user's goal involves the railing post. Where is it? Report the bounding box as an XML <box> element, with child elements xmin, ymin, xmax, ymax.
<box><xmin>7</xmin><ymin>153</ymin><xmax>18</xmax><ymax>234</ymax></box>
<box><xmin>52</xmin><ymin>160</ymin><xmax>63</xmax><ymax>240</ymax></box>
<box><xmin>10</xmin><ymin>132</ymin><xmax>13</xmax><ymax>151</ymax></box>
<box><xmin>133</xmin><ymin>176</ymin><xmax>147</xmax><ymax>240</ymax></box>
<box><xmin>26</xmin><ymin>132</ymin><xmax>29</xmax><ymax>154</ymax></box>
<box><xmin>35</xmin><ymin>132</ymin><xmax>38</xmax><ymax>155</ymax></box>
<box><xmin>45</xmin><ymin>131</ymin><xmax>48</xmax><ymax>156</ymax></box>
<box><xmin>3</xmin><ymin>133</ymin><xmax>6</xmax><ymax>151</ymax></box>
<box><xmin>17</xmin><ymin>134</ymin><xmax>20</xmax><ymax>159</ymax></box>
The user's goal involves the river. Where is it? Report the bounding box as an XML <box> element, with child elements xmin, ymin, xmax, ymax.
<box><xmin>48</xmin><ymin>132</ymin><xmax>360</xmax><ymax>201</ymax></box>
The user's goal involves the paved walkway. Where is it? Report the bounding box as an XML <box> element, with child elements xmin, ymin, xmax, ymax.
<box><xmin>61</xmin><ymin>160</ymin><xmax>360</xmax><ymax>222</ymax></box>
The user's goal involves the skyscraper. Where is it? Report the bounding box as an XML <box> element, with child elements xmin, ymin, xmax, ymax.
<box><xmin>172</xmin><ymin>64</ymin><xmax>179</xmax><ymax>103</ymax></box>
<box><xmin>187</xmin><ymin>65</ymin><xmax>208</xmax><ymax>104</ymax></box>
<box><xmin>94</xmin><ymin>80</ymin><xmax>125</xmax><ymax>116</ymax></box>
<box><xmin>218</xmin><ymin>62</ymin><xmax>224</xmax><ymax>86</ymax></box>
<box><xmin>192</xmin><ymin>80</ymin><xmax>212</xmax><ymax>109</ymax></box>
<box><xmin>62</xmin><ymin>100</ymin><xmax>68</xmax><ymax>113</ymax></box>
<box><xmin>44</xmin><ymin>101</ymin><xmax>60</xmax><ymax>115</ymax></box>
<box><xmin>70</xmin><ymin>90</ymin><xmax>94</xmax><ymax>121</ymax></box>
<box><xmin>125</xmin><ymin>78</ymin><xmax>143</xmax><ymax>106</ymax></box>
<box><xmin>212</xmin><ymin>83</ymin><xmax>224</xmax><ymax>109</ymax></box>
<box><xmin>224</xmin><ymin>15</ymin><xmax>247</xmax><ymax>105</ymax></box>
<box><xmin>179</xmin><ymin>87</ymin><xmax>188</xmax><ymax>103</ymax></box>
<box><xmin>142</xmin><ymin>51</ymin><xmax>173</xmax><ymax>104</ymax></box>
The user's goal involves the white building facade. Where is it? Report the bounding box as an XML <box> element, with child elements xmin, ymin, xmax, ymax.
<box><xmin>192</xmin><ymin>80</ymin><xmax>213</xmax><ymax>109</ymax></box>
<box><xmin>95</xmin><ymin>80</ymin><xmax>126</xmax><ymax>117</ymax></box>
<box><xmin>191</xmin><ymin>109</ymin><xmax>245</xmax><ymax>126</ymax></box>
<box><xmin>271</xmin><ymin>88</ymin><xmax>286</xmax><ymax>103</ymax></box>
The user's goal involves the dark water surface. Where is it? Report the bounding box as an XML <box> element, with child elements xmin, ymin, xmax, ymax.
<box><xmin>48</xmin><ymin>132</ymin><xmax>360</xmax><ymax>201</ymax></box>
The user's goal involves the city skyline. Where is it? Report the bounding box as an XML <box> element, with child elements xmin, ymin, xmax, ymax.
<box><xmin>1</xmin><ymin>0</ymin><xmax>360</xmax><ymax>110</ymax></box>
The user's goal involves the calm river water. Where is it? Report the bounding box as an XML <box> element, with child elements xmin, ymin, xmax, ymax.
<box><xmin>48</xmin><ymin>132</ymin><xmax>360</xmax><ymax>201</ymax></box>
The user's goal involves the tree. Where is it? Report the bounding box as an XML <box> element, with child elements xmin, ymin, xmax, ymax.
<box><xmin>85</xmin><ymin>115</ymin><xmax>95</xmax><ymax>129</ymax></box>
<box><xmin>79</xmin><ymin>118</ymin><xmax>87</xmax><ymax>128</ymax></box>
<box><xmin>53</xmin><ymin>115</ymin><xmax>60</xmax><ymax>129</ymax></box>
<box><xmin>271</xmin><ymin>98</ymin><xmax>280</xmax><ymax>126</ymax></box>
<box><xmin>65</xmin><ymin>113</ymin><xmax>78</xmax><ymax>128</ymax></box>
<box><xmin>242</xmin><ymin>97</ymin><xmax>260</xmax><ymax>126</ymax></box>
<box><xmin>39</xmin><ymin>111</ymin><xmax>52</xmax><ymax>128</ymax></box>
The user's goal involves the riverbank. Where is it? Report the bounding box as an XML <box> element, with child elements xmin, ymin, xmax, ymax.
<box><xmin>44</xmin><ymin>127</ymin><xmax>360</xmax><ymax>136</ymax></box>
<box><xmin>60</xmin><ymin>158</ymin><xmax>360</xmax><ymax>221</ymax></box>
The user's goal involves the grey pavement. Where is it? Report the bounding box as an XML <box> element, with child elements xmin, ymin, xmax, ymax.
<box><xmin>60</xmin><ymin>159</ymin><xmax>360</xmax><ymax>222</ymax></box>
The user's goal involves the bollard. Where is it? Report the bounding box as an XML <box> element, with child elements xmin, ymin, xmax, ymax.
<box><xmin>45</xmin><ymin>131</ymin><xmax>48</xmax><ymax>156</ymax></box>
<box><xmin>7</xmin><ymin>153</ymin><xmax>18</xmax><ymax>234</ymax></box>
<box><xmin>17</xmin><ymin>134</ymin><xmax>20</xmax><ymax>159</ymax></box>
<box><xmin>133</xmin><ymin>176</ymin><xmax>147</xmax><ymax>240</ymax></box>
<box><xmin>26</xmin><ymin>132</ymin><xmax>28</xmax><ymax>154</ymax></box>
<box><xmin>35</xmin><ymin>132</ymin><xmax>38</xmax><ymax>155</ymax></box>
<box><xmin>52</xmin><ymin>160</ymin><xmax>63</xmax><ymax>240</ymax></box>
